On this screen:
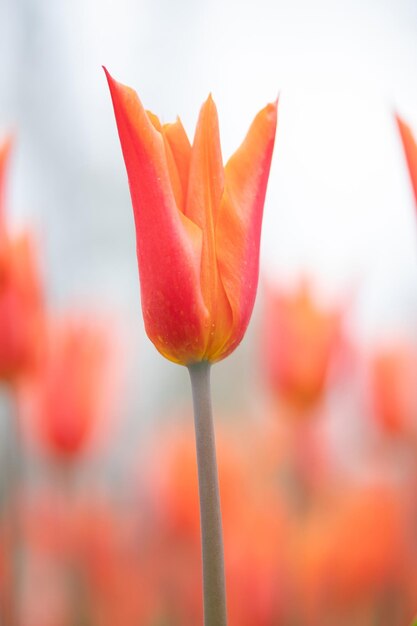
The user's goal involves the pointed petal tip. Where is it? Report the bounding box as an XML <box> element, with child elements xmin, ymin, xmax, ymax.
<box><xmin>193</xmin><ymin>94</ymin><xmax>220</xmax><ymax>142</ymax></box>
<box><xmin>103</xmin><ymin>66</ymin><xmax>122</xmax><ymax>90</ymax></box>
<box><xmin>394</xmin><ymin>111</ymin><xmax>403</xmax><ymax>125</ymax></box>
<box><xmin>254</xmin><ymin>97</ymin><xmax>278</xmax><ymax>122</ymax></box>
<box><xmin>162</xmin><ymin>115</ymin><xmax>187</xmax><ymax>133</ymax></box>
<box><xmin>268</xmin><ymin>99</ymin><xmax>279</xmax><ymax>117</ymax></box>
<box><xmin>396</xmin><ymin>113</ymin><xmax>415</xmax><ymax>140</ymax></box>
<box><xmin>261</xmin><ymin>98</ymin><xmax>279</xmax><ymax>128</ymax></box>
<box><xmin>102</xmin><ymin>67</ymin><xmax>128</xmax><ymax>94</ymax></box>
<box><xmin>202</xmin><ymin>92</ymin><xmax>217</xmax><ymax>112</ymax></box>
<box><xmin>103</xmin><ymin>66</ymin><xmax>117</xmax><ymax>91</ymax></box>
<box><xmin>395</xmin><ymin>112</ymin><xmax>417</xmax><ymax>137</ymax></box>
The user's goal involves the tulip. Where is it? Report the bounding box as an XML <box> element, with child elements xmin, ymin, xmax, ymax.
<box><xmin>396</xmin><ymin>115</ymin><xmax>417</xmax><ymax>207</ymax></box>
<box><xmin>261</xmin><ymin>280</ymin><xmax>342</xmax><ymax>412</ymax></box>
<box><xmin>105</xmin><ymin>69</ymin><xmax>278</xmax><ymax>626</ymax></box>
<box><xmin>0</xmin><ymin>138</ymin><xmax>45</xmax><ymax>626</ymax></box>
<box><xmin>0</xmin><ymin>141</ymin><xmax>44</xmax><ymax>384</ymax></box>
<box><xmin>0</xmin><ymin>233</ymin><xmax>44</xmax><ymax>383</ymax></box>
<box><xmin>369</xmin><ymin>343</ymin><xmax>417</xmax><ymax>438</ymax></box>
<box><xmin>104</xmin><ymin>68</ymin><xmax>277</xmax><ymax>365</ymax></box>
<box><xmin>24</xmin><ymin>316</ymin><xmax>113</xmax><ymax>460</ymax></box>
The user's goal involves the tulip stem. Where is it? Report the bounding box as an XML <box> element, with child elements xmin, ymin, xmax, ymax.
<box><xmin>188</xmin><ymin>361</ymin><xmax>227</xmax><ymax>626</ymax></box>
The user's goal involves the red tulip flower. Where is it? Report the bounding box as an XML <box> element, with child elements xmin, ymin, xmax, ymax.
<box><xmin>105</xmin><ymin>69</ymin><xmax>277</xmax><ymax>365</ymax></box>
<box><xmin>105</xmin><ymin>71</ymin><xmax>278</xmax><ymax>626</ymax></box>
<box><xmin>24</xmin><ymin>316</ymin><xmax>113</xmax><ymax>460</ymax></box>
<box><xmin>396</xmin><ymin>115</ymin><xmax>417</xmax><ymax>207</ymax></box>
<box><xmin>0</xmin><ymin>234</ymin><xmax>44</xmax><ymax>383</ymax></box>
<box><xmin>0</xmin><ymin>140</ymin><xmax>44</xmax><ymax>384</ymax></box>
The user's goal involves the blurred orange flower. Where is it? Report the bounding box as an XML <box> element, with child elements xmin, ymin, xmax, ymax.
<box><xmin>291</xmin><ymin>485</ymin><xmax>411</xmax><ymax>626</ymax></box>
<box><xmin>261</xmin><ymin>280</ymin><xmax>342</xmax><ymax>412</ymax></box>
<box><xmin>105</xmin><ymin>69</ymin><xmax>278</xmax><ymax>365</ymax></box>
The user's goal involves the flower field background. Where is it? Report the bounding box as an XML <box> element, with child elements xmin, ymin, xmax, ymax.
<box><xmin>1</xmin><ymin>140</ymin><xmax>417</xmax><ymax>623</ymax></box>
<box><xmin>1</xmin><ymin>0</ymin><xmax>417</xmax><ymax>625</ymax></box>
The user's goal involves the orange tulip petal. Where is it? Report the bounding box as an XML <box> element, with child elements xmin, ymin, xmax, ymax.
<box><xmin>104</xmin><ymin>68</ymin><xmax>208</xmax><ymax>363</ymax></box>
<box><xmin>186</xmin><ymin>95</ymin><xmax>223</xmax><ymax>312</ymax></box>
<box><xmin>162</xmin><ymin>135</ymin><xmax>186</xmax><ymax>214</ymax></box>
<box><xmin>146</xmin><ymin>110</ymin><xmax>162</xmax><ymax>131</ymax></box>
<box><xmin>185</xmin><ymin>96</ymin><xmax>233</xmax><ymax>357</ymax></box>
<box><xmin>216</xmin><ymin>100</ymin><xmax>278</xmax><ymax>358</ymax></box>
<box><xmin>163</xmin><ymin>118</ymin><xmax>191</xmax><ymax>211</ymax></box>
<box><xmin>186</xmin><ymin>95</ymin><xmax>224</xmax><ymax>228</ymax></box>
<box><xmin>396</xmin><ymin>114</ymin><xmax>417</xmax><ymax>207</ymax></box>
<box><xmin>148</xmin><ymin>111</ymin><xmax>187</xmax><ymax>212</ymax></box>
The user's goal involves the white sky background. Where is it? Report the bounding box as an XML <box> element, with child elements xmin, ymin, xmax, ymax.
<box><xmin>1</xmin><ymin>0</ymin><xmax>417</xmax><ymax>430</ymax></box>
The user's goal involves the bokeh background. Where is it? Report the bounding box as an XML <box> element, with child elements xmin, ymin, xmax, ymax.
<box><xmin>1</xmin><ymin>0</ymin><xmax>417</xmax><ymax>624</ymax></box>
<box><xmin>1</xmin><ymin>0</ymin><xmax>417</xmax><ymax>412</ymax></box>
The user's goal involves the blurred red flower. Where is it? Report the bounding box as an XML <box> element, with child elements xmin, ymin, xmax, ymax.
<box><xmin>0</xmin><ymin>139</ymin><xmax>44</xmax><ymax>385</ymax></box>
<box><xmin>0</xmin><ymin>234</ymin><xmax>44</xmax><ymax>384</ymax></box>
<box><xmin>21</xmin><ymin>316</ymin><xmax>116</xmax><ymax>460</ymax></box>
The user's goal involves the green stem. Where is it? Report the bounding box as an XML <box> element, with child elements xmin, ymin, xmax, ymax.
<box><xmin>188</xmin><ymin>362</ymin><xmax>227</xmax><ymax>626</ymax></box>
